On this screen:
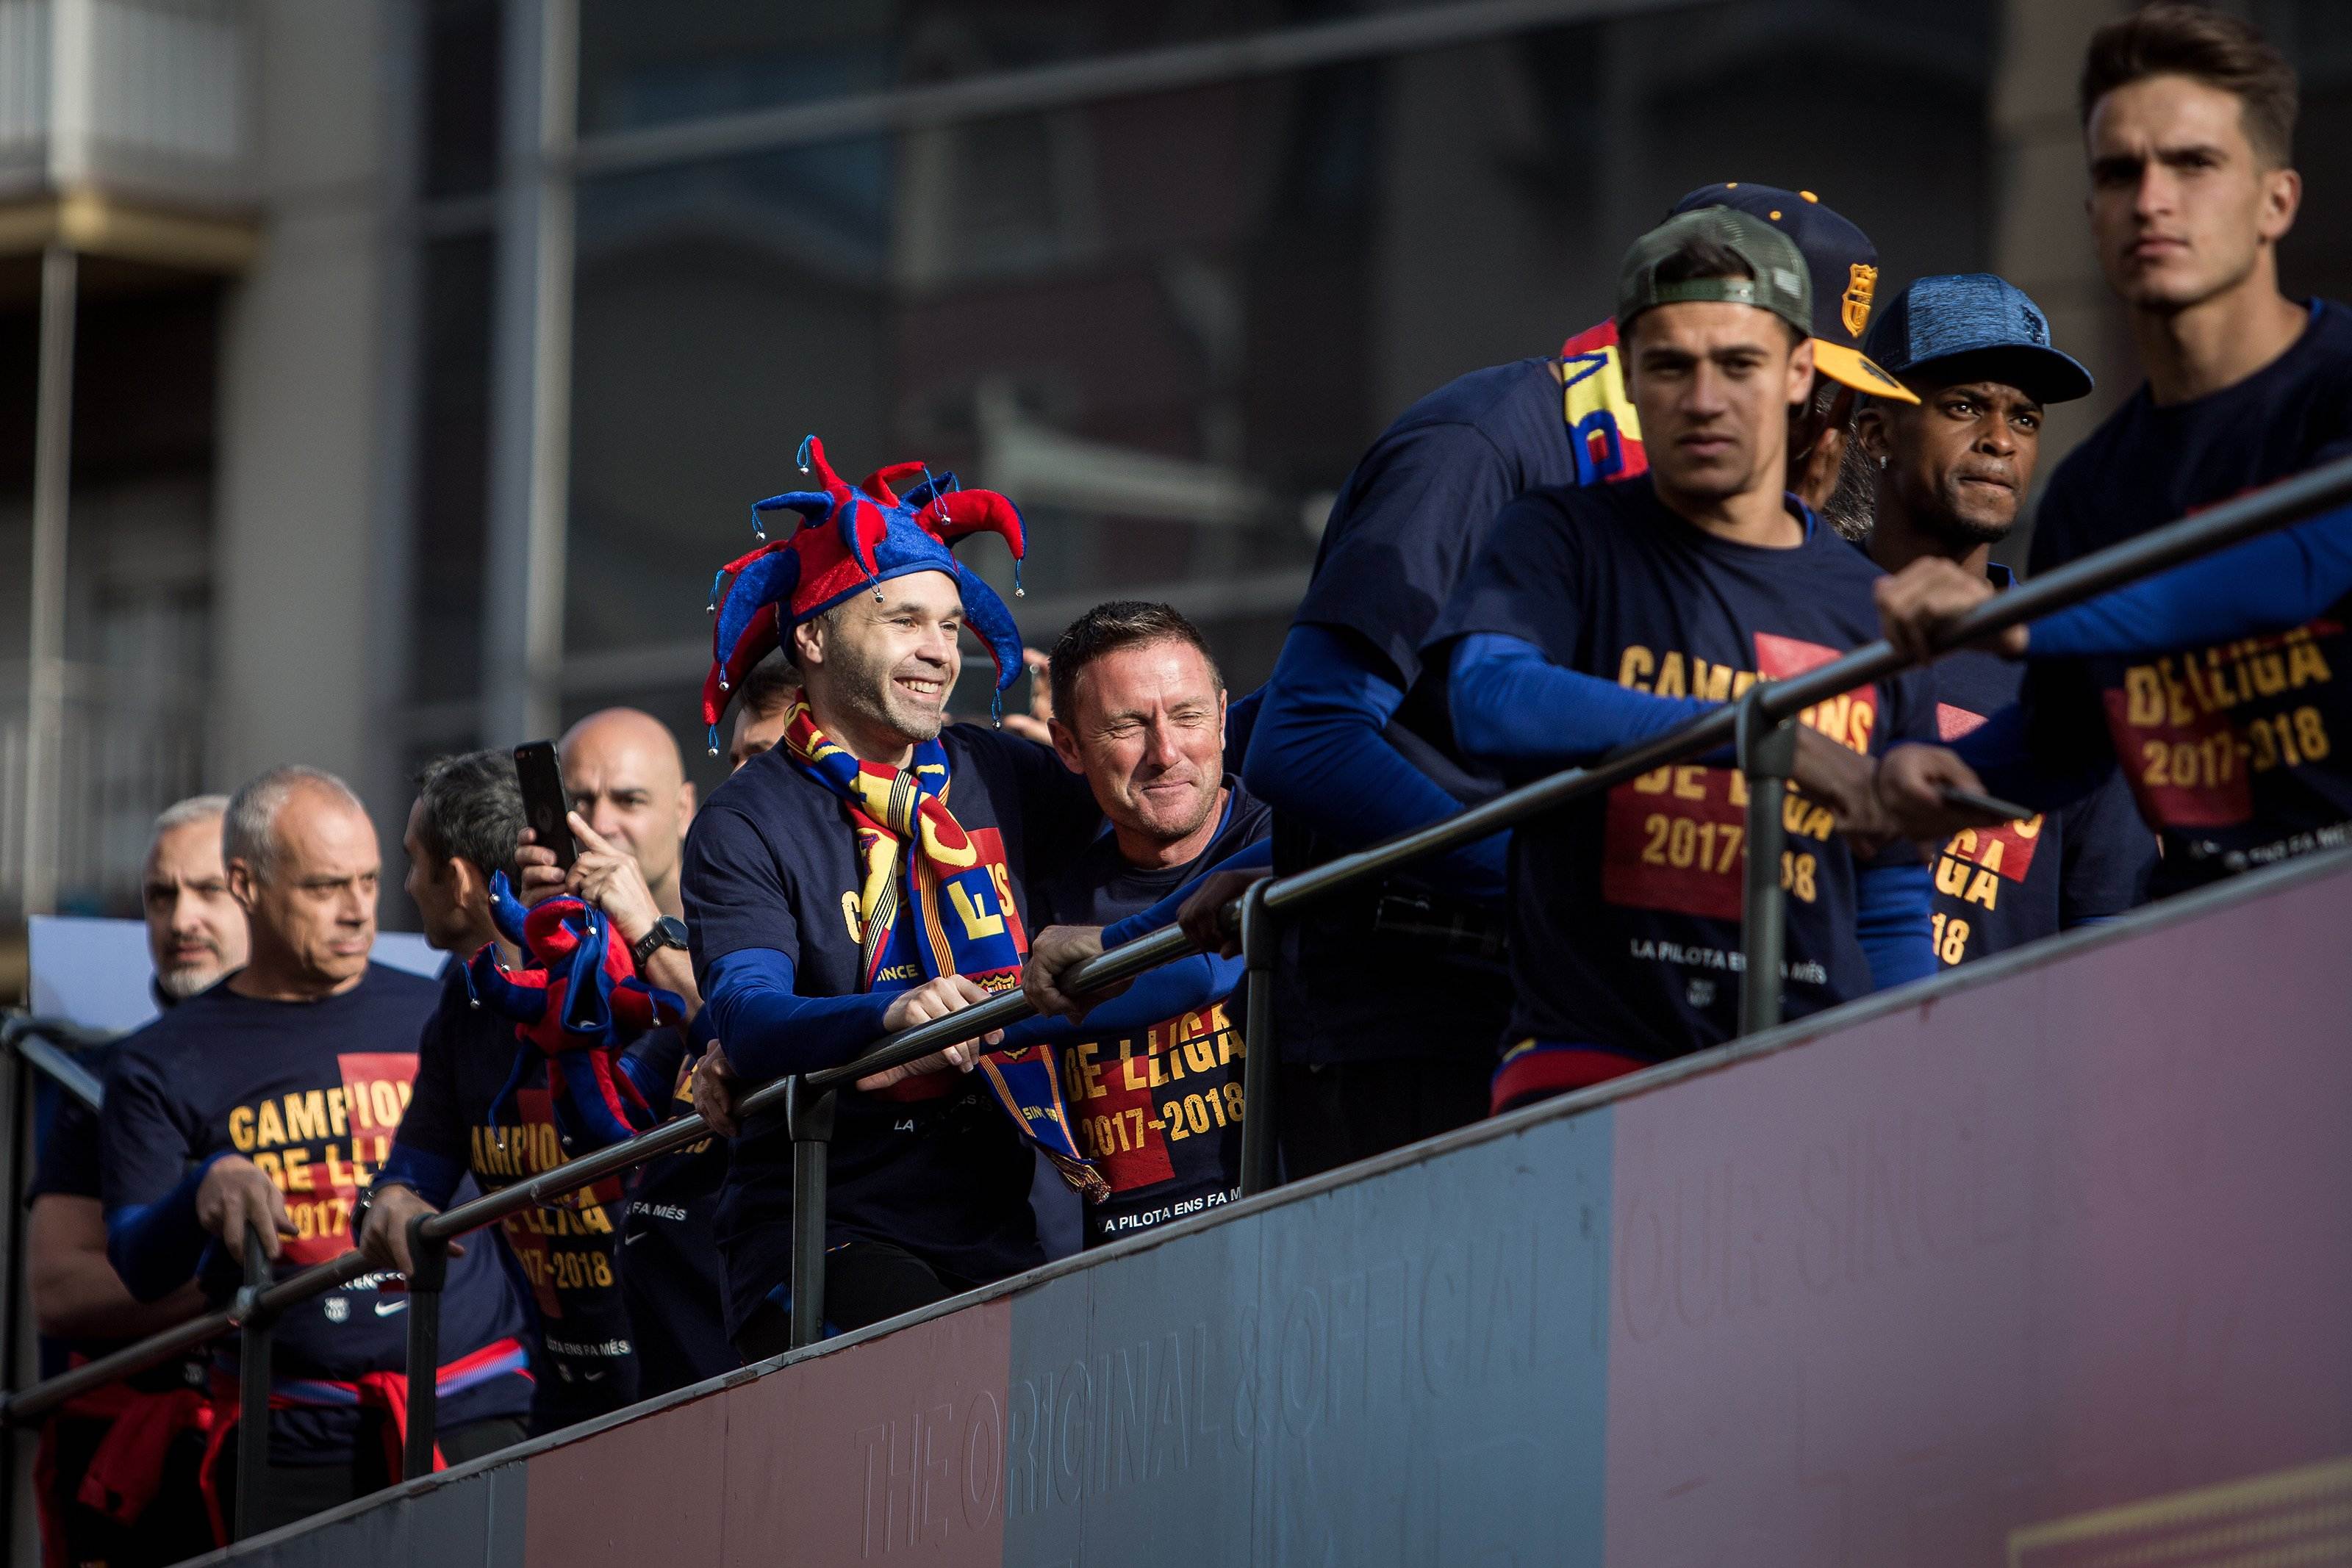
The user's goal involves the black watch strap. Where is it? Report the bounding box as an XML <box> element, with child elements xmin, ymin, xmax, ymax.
<box><xmin>631</xmin><ymin>916</ymin><xmax>689</xmax><ymax>969</ymax></box>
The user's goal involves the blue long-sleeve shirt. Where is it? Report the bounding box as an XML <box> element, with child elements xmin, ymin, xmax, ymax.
<box><xmin>1953</xmin><ymin>498</ymin><xmax>2352</xmax><ymax>810</ymax></box>
<box><xmin>1448</xmin><ymin>631</ymin><xmax>1935</xmax><ymax>991</ymax></box>
<box><xmin>1241</xmin><ymin>625</ymin><xmax>1509</xmax><ymax>901</ymax></box>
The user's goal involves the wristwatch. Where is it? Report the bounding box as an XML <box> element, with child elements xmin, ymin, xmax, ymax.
<box><xmin>631</xmin><ymin>916</ymin><xmax>690</xmax><ymax>969</ymax></box>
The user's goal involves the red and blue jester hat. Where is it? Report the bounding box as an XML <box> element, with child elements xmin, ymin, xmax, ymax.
<box><xmin>700</xmin><ymin>434</ymin><xmax>1028</xmax><ymax>752</ymax></box>
<box><xmin>466</xmin><ymin>873</ymin><xmax>686</xmax><ymax>1151</ymax></box>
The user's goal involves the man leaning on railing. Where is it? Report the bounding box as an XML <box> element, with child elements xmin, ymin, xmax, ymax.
<box><xmin>28</xmin><ymin>794</ymin><xmax>242</xmax><ymax>1567</ymax></box>
<box><xmin>682</xmin><ymin>445</ymin><xmax>1109</xmax><ymax>1359</ymax></box>
<box><xmin>354</xmin><ymin>745</ymin><xmax>701</xmax><ymax>1435</ymax></box>
<box><xmin>1427</xmin><ymin>208</ymin><xmax>1961</xmax><ymax>1115</ymax></box>
<box><xmin>97</xmin><ymin>766</ymin><xmax>534</xmax><ymax>1543</ymax></box>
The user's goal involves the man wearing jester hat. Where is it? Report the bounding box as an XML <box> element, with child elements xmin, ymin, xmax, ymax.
<box><xmin>684</xmin><ymin>438</ymin><xmax>1115</xmax><ymax>1356</ymax></box>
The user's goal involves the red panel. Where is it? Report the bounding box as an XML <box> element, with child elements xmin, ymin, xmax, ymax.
<box><xmin>1602</xmin><ymin>864</ymin><xmax>2352</xmax><ymax>1564</ymax></box>
<box><xmin>524</xmin><ymin>1389</ymin><xmax>731</xmax><ymax>1568</ymax></box>
<box><xmin>719</xmin><ymin>1295</ymin><xmax>1013</xmax><ymax>1567</ymax></box>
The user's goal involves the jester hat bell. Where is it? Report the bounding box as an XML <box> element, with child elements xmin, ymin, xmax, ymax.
<box><xmin>702</xmin><ymin>436</ymin><xmax>1028</xmax><ymax>749</ymax></box>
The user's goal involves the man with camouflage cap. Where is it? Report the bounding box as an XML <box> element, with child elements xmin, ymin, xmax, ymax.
<box><xmin>1424</xmin><ymin>207</ymin><xmax>1940</xmax><ymax>1113</ymax></box>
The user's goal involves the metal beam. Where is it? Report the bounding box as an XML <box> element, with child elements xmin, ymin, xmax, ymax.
<box><xmin>481</xmin><ymin>0</ymin><xmax>579</xmax><ymax>748</ymax></box>
<box><xmin>570</xmin><ymin>0</ymin><xmax>1696</xmax><ymax>177</ymax></box>
<box><xmin>21</xmin><ymin>244</ymin><xmax>75</xmax><ymax>920</ymax></box>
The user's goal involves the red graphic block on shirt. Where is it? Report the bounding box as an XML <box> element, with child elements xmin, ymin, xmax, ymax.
<box><xmin>1601</xmin><ymin>632</ymin><xmax>1874</xmax><ymax>919</ymax></box>
<box><xmin>2102</xmin><ymin>656</ymin><xmax>2256</xmax><ymax>829</ymax></box>
<box><xmin>302</xmin><ymin>1051</ymin><xmax>416</xmax><ymax>1267</ymax></box>
<box><xmin>1935</xmin><ymin>702</ymin><xmax>2044</xmax><ymax>882</ymax></box>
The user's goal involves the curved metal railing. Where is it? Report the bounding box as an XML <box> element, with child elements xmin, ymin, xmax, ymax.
<box><xmin>8</xmin><ymin>450</ymin><xmax>2352</xmax><ymax>1541</ymax></box>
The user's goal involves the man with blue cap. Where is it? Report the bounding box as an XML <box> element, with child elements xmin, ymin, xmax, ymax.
<box><xmin>1853</xmin><ymin>275</ymin><xmax>2154</xmax><ymax>963</ymax></box>
<box><xmin>1873</xmin><ymin>7</ymin><xmax>2352</xmax><ymax>888</ymax></box>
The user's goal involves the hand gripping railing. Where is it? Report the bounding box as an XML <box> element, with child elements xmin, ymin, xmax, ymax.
<box><xmin>5</xmin><ymin>451</ymin><xmax>2350</xmax><ymax>1543</ymax></box>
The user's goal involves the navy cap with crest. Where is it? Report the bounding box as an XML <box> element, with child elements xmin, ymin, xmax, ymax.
<box><xmin>1861</xmin><ymin>273</ymin><xmax>2095</xmax><ymax>404</ymax></box>
<box><xmin>1669</xmin><ymin>181</ymin><xmax>1915</xmax><ymax>403</ymax></box>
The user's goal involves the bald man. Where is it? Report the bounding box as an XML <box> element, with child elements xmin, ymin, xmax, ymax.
<box><xmin>559</xmin><ymin>708</ymin><xmax>698</xmax><ymax>928</ymax></box>
<box><xmin>539</xmin><ymin>711</ymin><xmax>734</xmax><ymax>1395</ymax></box>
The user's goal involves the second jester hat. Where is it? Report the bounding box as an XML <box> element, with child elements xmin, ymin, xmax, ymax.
<box><xmin>701</xmin><ymin>435</ymin><xmax>1028</xmax><ymax>751</ymax></box>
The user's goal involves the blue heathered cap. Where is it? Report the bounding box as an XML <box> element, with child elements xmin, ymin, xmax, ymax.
<box><xmin>1861</xmin><ymin>273</ymin><xmax>2095</xmax><ymax>404</ymax></box>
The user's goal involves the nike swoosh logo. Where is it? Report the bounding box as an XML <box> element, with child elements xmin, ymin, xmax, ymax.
<box><xmin>374</xmin><ymin>1299</ymin><xmax>408</xmax><ymax>1317</ymax></box>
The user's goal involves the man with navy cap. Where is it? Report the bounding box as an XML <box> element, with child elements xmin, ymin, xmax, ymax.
<box><xmin>1854</xmin><ymin>275</ymin><xmax>2154</xmax><ymax>962</ymax></box>
<box><xmin>1239</xmin><ymin>183</ymin><xmax>1912</xmax><ymax>1176</ymax></box>
<box><xmin>1557</xmin><ymin>183</ymin><xmax>1916</xmax><ymax>510</ymax></box>
<box><xmin>1424</xmin><ymin>207</ymin><xmax>1937</xmax><ymax>1111</ymax></box>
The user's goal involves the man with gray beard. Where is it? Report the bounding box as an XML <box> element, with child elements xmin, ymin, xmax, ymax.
<box><xmin>27</xmin><ymin>796</ymin><xmax>246</xmax><ymax>1567</ymax></box>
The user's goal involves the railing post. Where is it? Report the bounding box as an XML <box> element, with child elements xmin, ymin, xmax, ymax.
<box><xmin>1236</xmin><ymin>879</ymin><xmax>1279</xmax><ymax>1198</ymax></box>
<box><xmin>401</xmin><ymin>1215</ymin><xmax>448</xmax><ymax>1481</ymax></box>
<box><xmin>232</xmin><ymin>1231</ymin><xmax>276</xmax><ymax>1541</ymax></box>
<box><xmin>786</xmin><ymin>1076</ymin><xmax>836</xmax><ymax>1350</ymax></box>
<box><xmin>1735</xmin><ymin>686</ymin><xmax>1799</xmax><ymax>1035</ymax></box>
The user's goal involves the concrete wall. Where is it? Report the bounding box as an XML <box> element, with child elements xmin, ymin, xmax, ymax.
<box><xmin>209</xmin><ymin>0</ymin><xmax>396</xmax><ymax>802</ymax></box>
<box><xmin>196</xmin><ymin>850</ymin><xmax>2352</xmax><ymax>1567</ymax></box>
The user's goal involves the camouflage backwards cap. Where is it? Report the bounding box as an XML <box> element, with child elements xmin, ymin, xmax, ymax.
<box><xmin>1615</xmin><ymin>207</ymin><xmax>1813</xmax><ymax>342</ymax></box>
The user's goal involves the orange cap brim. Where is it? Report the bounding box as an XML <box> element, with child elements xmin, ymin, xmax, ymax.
<box><xmin>1813</xmin><ymin>339</ymin><xmax>1919</xmax><ymax>403</ymax></box>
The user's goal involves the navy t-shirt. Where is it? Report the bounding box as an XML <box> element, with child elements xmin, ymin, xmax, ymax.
<box><xmin>681</xmin><ymin>724</ymin><xmax>1104</xmax><ymax>1337</ymax></box>
<box><xmin>100</xmin><ymin>965</ymin><xmax>532</xmax><ymax>1464</ymax></box>
<box><xmin>1028</xmin><ymin>779</ymin><xmax>1272</xmax><ymax>1246</ymax></box>
<box><xmin>395</xmin><ymin>964</ymin><xmax>686</xmax><ymax>1430</ymax></box>
<box><xmin>1277</xmin><ymin>356</ymin><xmax>1581</xmax><ymax>1066</ymax></box>
<box><xmin>1929</xmin><ymin>638</ymin><xmax>2153</xmax><ymax>965</ymax></box>
<box><xmin>1428</xmin><ymin>475</ymin><xmax>1940</xmax><ymax>1058</ymax></box>
<box><xmin>617</xmin><ymin>1060</ymin><xmax>734</xmax><ymax>1396</ymax></box>
<box><xmin>27</xmin><ymin>1047</ymin><xmax>157</xmax><ymax>1384</ymax></box>
<box><xmin>2026</xmin><ymin>300</ymin><xmax>2352</xmax><ymax>889</ymax></box>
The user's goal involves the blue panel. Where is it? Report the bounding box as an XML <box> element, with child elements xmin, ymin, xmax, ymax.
<box><xmin>1007</xmin><ymin>1105</ymin><xmax>1613</xmax><ymax>1567</ymax></box>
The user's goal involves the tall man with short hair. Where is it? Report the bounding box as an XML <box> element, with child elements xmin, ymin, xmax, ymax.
<box><xmin>1854</xmin><ymin>275</ymin><xmax>2154</xmax><ymax>961</ymax></box>
<box><xmin>1429</xmin><ymin>209</ymin><xmax>1937</xmax><ymax>1110</ymax></box>
<box><xmin>548</xmin><ymin>711</ymin><xmax>736</xmax><ymax>1396</ymax></box>
<box><xmin>1876</xmin><ymin>5</ymin><xmax>2352</xmax><ymax>882</ymax></box>
<box><xmin>684</xmin><ymin>447</ymin><xmax>1102</xmax><ymax>1358</ymax></box>
<box><xmin>27</xmin><ymin>796</ymin><xmax>241</xmax><ymax>1568</ymax></box>
<box><xmin>101</xmin><ymin>767</ymin><xmax>531</xmax><ymax>1540</ymax></box>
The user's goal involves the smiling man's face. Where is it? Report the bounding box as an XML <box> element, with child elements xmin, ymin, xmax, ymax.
<box><xmin>1867</xmin><ymin>378</ymin><xmax>2043</xmax><ymax>547</ymax></box>
<box><xmin>795</xmin><ymin>569</ymin><xmax>966</xmax><ymax>758</ymax></box>
<box><xmin>1050</xmin><ymin>636</ymin><xmax>1227</xmax><ymax>860</ymax></box>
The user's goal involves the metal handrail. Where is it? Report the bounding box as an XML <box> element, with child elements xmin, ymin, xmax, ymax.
<box><xmin>1</xmin><ymin>1015</ymin><xmax>116</xmax><ymax>1112</ymax></box>
<box><xmin>4</xmin><ymin>450</ymin><xmax>2348</xmax><ymax>1475</ymax></box>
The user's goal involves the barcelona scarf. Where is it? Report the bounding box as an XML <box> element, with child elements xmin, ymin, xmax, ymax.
<box><xmin>783</xmin><ymin>702</ymin><xmax>1106</xmax><ymax>1201</ymax></box>
<box><xmin>465</xmin><ymin>874</ymin><xmax>685</xmax><ymax>1153</ymax></box>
